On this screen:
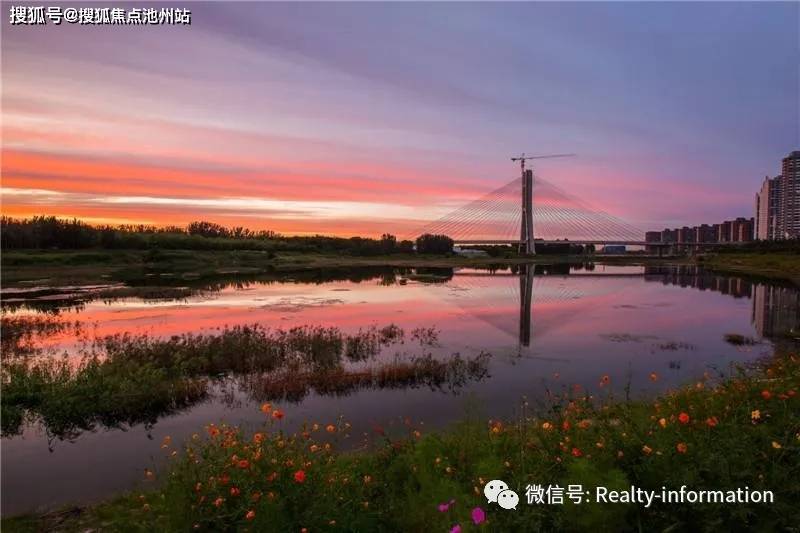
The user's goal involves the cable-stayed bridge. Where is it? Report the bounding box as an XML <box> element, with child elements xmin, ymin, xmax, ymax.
<box><xmin>411</xmin><ymin>156</ymin><xmax>648</xmax><ymax>253</ymax></box>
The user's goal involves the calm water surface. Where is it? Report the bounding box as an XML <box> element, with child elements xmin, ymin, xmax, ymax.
<box><xmin>2</xmin><ymin>264</ymin><xmax>798</xmax><ymax>515</ymax></box>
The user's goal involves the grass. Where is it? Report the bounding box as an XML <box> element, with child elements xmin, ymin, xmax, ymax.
<box><xmin>699</xmin><ymin>252</ymin><xmax>800</xmax><ymax>282</ymax></box>
<box><xmin>724</xmin><ymin>333</ymin><xmax>759</xmax><ymax>346</ymax></box>
<box><xmin>6</xmin><ymin>346</ymin><xmax>799</xmax><ymax>532</ymax></box>
<box><xmin>1</xmin><ymin>324</ymin><xmax>487</xmax><ymax>438</ymax></box>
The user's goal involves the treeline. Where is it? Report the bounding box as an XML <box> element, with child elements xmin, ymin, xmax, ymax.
<box><xmin>0</xmin><ymin>216</ymin><xmax>454</xmax><ymax>256</ymax></box>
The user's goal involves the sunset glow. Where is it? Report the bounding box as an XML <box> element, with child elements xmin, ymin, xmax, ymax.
<box><xmin>2</xmin><ymin>3</ymin><xmax>798</xmax><ymax>235</ymax></box>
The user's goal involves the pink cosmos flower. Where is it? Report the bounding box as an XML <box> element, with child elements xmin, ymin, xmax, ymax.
<box><xmin>438</xmin><ymin>499</ymin><xmax>456</xmax><ymax>512</ymax></box>
<box><xmin>471</xmin><ymin>506</ymin><xmax>486</xmax><ymax>525</ymax></box>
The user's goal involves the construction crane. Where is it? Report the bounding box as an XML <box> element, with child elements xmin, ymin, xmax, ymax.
<box><xmin>510</xmin><ymin>153</ymin><xmax>575</xmax><ymax>256</ymax></box>
<box><xmin>510</xmin><ymin>153</ymin><xmax>575</xmax><ymax>174</ymax></box>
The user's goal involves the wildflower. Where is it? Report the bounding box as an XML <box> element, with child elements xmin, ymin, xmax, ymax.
<box><xmin>413</xmin><ymin>430</ymin><xmax>422</xmax><ymax>439</ymax></box>
<box><xmin>144</xmin><ymin>469</ymin><xmax>155</xmax><ymax>480</ymax></box>
<box><xmin>161</xmin><ymin>436</ymin><xmax>171</xmax><ymax>448</ymax></box>
<box><xmin>676</xmin><ymin>442</ymin><xmax>688</xmax><ymax>454</ymax></box>
<box><xmin>246</xmin><ymin>510</ymin><xmax>256</xmax><ymax>521</ymax></box>
<box><xmin>772</xmin><ymin>441</ymin><xmax>782</xmax><ymax>449</ymax></box>
<box><xmin>751</xmin><ymin>410</ymin><xmax>761</xmax><ymax>421</ymax></box>
<box><xmin>238</xmin><ymin>460</ymin><xmax>250</xmax><ymax>469</ymax></box>
<box><xmin>213</xmin><ymin>497</ymin><xmax>224</xmax><ymax>507</ymax></box>
<box><xmin>253</xmin><ymin>433</ymin><xmax>265</xmax><ymax>444</ymax></box>
<box><xmin>596</xmin><ymin>442</ymin><xmax>604</xmax><ymax>448</ymax></box>
<box><xmin>451</xmin><ymin>525</ymin><xmax>462</xmax><ymax>533</ymax></box>
<box><xmin>310</xmin><ymin>444</ymin><xmax>319</xmax><ymax>453</ymax></box>
<box><xmin>577</xmin><ymin>419</ymin><xmax>591</xmax><ymax>429</ymax></box>
<box><xmin>678</xmin><ymin>412</ymin><xmax>690</xmax><ymax>425</ymax></box>
<box><xmin>658</xmin><ymin>418</ymin><xmax>667</xmax><ymax>428</ymax></box>
<box><xmin>642</xmin><ymin>445</ymin><xmax>653</xmax><ymax>455</ymax></box>
<box><xmin>705</xmin><ymin>416</ymin><xmax>718</xmax><ymax>428</ymax></box>
<box><xmin>294</xmin><ymin>470</ymin><xmax>306</xmax><ymax>483</ymax></box>
<box><xmin>571</xmin><ymin>447</ymin><xmax>582</xmax><ymax>457</ymax></box>
<box><xmin>260</xmin><ymin>403</ymin><xmax>272</xmax><ymax>414</ymax></box>
<box><xmin>562</xmin><ymin>420</ymin><xmax>571</xmax><ymax>431</ymax></box>
<box><xmin>600</xmin><ymin>374</ymin><xmax>610</xmax><ymax>386</ymax></box>
<box><xmin>363</xmin><ymin>475</ymin><xmax>372</xmax><ymax>484</ymax></box>
<box><xmin>272</xmin><ymin>409</ymin><xmax>285</xmax><ymax>420</ymax></box>
<box><xmin>541</xmin><ymin>422</ymin><xmax>553</xmax><ymax>431</ymax></box>
<box><xmin>230</xmin><ymin>487</ymin><xmax>240</xmax><ymax>497</ymax></box>
<box><xmin>312</xmin><ymin>423</ymin><xmax>320</xmax><ymax>431</ymax></box>
<box><xmin>326</xmin><ymin>424</ymin><xmax>336</xmax><ymax>433</ymax></box>
<box><xmin>438</xmin><ymin>499</ymin><xmax>455</xmax><ymax>512</ymax></box>
<box><xmin>471</xmin><ymin>507</ymin><xmax>486</xmax><ymax>525</ymax></box>
<box><xmin>649</xmin><ymin>372</ymin><xmax>658</xmax><ymax>382</ymax></box>
<box><xmin>761</xmin><ymin>390</ymin><xmax>772</xmax><ymax>400</ymax></box>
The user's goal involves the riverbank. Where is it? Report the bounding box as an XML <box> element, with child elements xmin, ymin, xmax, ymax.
<box><xmin>699</xmin><ymin>252</ymin><xmax>800</xmax><ymax>284</ymax></box>
<box><xmin>5</xmin><ymin>344</ymin><xmax>798</xmax><ymax>532</ymax></box>
<box><xmin>1</xmin><ymin>249</ymin><xmax>684</xmax><ymax>288</ymax></box>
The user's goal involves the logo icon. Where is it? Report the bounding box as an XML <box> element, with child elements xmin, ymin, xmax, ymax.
<box><xmin>483</xmin><ymin>479</ymin><xmax>518</xmax><ymax>510</ymax></box>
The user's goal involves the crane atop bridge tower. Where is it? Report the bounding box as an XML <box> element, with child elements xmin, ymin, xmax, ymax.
<box><xmin>510</xmin><ymin>153</ymin><xmax>575</xmax><ymax>255</ymax></box>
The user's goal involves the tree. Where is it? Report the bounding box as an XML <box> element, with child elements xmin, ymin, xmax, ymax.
<box><xmin>415</xmin><ymin>233</ymin><xmax>454</xmax><ymax>254</ymax></box>
<box><xmin>380</xmin><ymin>233</ymin><xmax>397</xmax><ymax>254</ymax></box>
<box><xmin>397</xmin><ymin>240</ymin><xmax>415</xmax><ymax>253</ymax></box>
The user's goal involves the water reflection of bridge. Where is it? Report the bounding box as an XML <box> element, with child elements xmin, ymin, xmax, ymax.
<box><xmin>446</xmin><ymin>264</ymin><xmax>637</xmax><ymax>347</ymax></box>
<box><xmin>442</xmin><ymin>264</ymin><xmax>799</xmax><ymax>346</ymax></box>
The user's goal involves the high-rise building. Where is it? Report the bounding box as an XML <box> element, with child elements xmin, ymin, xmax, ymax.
<box><xmin>731</xmin><ymin>217</ymin><xmax>754</xmax><ymax>242</ymax></box>
<box><xmin>779</xmin><ymin>150</ymin><xmax>800</xmax><ymax>239</ymax></box>
<box><xmin>677</xmin><ymin>226</ymin><xmax>695</xmax><ymax>244</ymax></box>
<box><xmin>755</xmin><ymin>175</ymin><xmax>782</xmax><ymax>240</ymax></box>
<box><xmin>717</xmin><ymin>220</ymin><xmax>733</xmax><ymax>242</ymax></box>
<box><xmin>694</xmin><ymin>224</ymin><xmax>716</xmax><ymax>243</ymax></box>
<box><xmin>645</xmin><ymin>231</ymin><xmax>661</xmax><ymax>253</ymax></box>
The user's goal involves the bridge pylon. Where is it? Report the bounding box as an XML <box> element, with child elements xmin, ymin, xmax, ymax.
<box><xmin>521</xmin><ymin>169</ymin><xmax>534</xmax><ymax>255</ymax></box>
<box><xmin>510</xmin><ymin>153</ymin><xmax>574</xmax><ymax>255</ymax></box>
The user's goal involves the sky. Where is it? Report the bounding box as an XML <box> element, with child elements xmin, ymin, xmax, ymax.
<box><xmin>2</xmin><ymin>2</ymin><xmax>798</xmax><ymax>237</ymax></box>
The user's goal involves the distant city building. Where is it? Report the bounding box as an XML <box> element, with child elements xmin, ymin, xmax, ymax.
<box><xmin>755</xmin><ymin>176</ymin><xmax>781</xmax><ymax>240</ymax></box>
<box><xmin>645</xmin><ymin>231</ymin><xmax>661</xmax><ymax>253</ymax></box>
<box><xmin>677</xmin><ymin>226</ymin><xmax>695</xmax><ymax>244</ymax></box>
<box><xmin>694</xmin><ymin>224</ymin><xmax>715</xmax><ymax>243</ymax></box>
<box><xmin>643</xmin><ymin>151</ymin><xmax>797</xmax><ymax>245</ymax></box>
<box><xmin>731</xmin><ymin>217</ymin><xmax>754</xmax><ymax>242</ymax></box>
<box><xmin>717</xmin><ymin>220</ymin><xmax>732</xmax><ymax>243</ymax></box>
<box><xmin>754</xmin><ymin>150</ymin><xmax>799</xmax><ymax>240</ymax></box>
<box><xmin>779</xmin><ymin>151</ymin><xmax>800</xmax><ymax>239</ymax></box>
